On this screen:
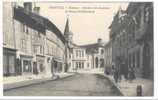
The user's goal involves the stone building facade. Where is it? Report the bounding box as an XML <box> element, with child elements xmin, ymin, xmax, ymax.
<box><xmin>71</xmin><ymin>46</ymin><xmax>87</xmax><ymax>70</ymax></box>
<box><xmin>66</xmin><ymin>39</ymin><xmax>105</xmax><ymax>72</ymax></box>
<box><xmin>3</xmin><ymin>2</ymin><xmax>66</xmax><ymax>77</ymax></box>
<box><xmin>104</xmin><ymin>40</ymin><xmax>112</xmax><ymax>75</ymax></box>
<box><xmin>80</xmin><ymin>39</ymin><xmax>105</xmax><ymax>70</ymax></box>
<box><xmin>3</xmin><ymin>3</ymin><xmax>17</xmax><ymax>76</ymax></box>
<box><xmin>126</xmin><ymin>2</ymin><xmax>153</xmax><ymax>79</ymax></box>
<box><xmin>109</xmin><ymin>2</ymin><xmax>153</xmax><ymax>79</ymax></box>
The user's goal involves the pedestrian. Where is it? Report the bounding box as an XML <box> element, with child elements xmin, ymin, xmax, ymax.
<box><xmin>122</xmin><ymin>62</ymin><xmax>128</xmax><ymax>80</ymax></box>
<box><xmin>118</xmin><ymin>64</ymin><xmax>122</xmax><ymax>82</ymax></box>
<box><xmin>129</xmin><ymin>67</ymin><xmax>136</xmax><ymax>82</ymax></box>
<box><xmin>111</xmin><ymin>64</ymin><xmax>115</xmax><ymax>75</ymax></box>
<box><xmin>113</xmin><ymin>67</ymin><xmax>119</xmax><ymax>83</ymax></box>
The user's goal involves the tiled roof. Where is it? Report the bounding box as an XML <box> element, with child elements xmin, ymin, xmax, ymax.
<box><xmin>14</xmin><ymin>6</ymin><xmax>65</xmax><ymax>44</ymax></box>
<box><xmin>14</xmin><ymin>6</ymin><xmax>46</xmax><ymax>34</ymax></box>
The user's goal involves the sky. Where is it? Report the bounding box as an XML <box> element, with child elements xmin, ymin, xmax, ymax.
<box><xmin>36</xmin><ymin>2</ymin><xmax>129</xmax><ymax>45</ymax></box>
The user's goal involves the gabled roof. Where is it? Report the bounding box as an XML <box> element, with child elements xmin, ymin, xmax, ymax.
<box><xmin>14</xmin><ymin>6</ymin><xmax>46</xmax><ymax>34</ymax></box>
<box><xmin>14</xmin><ymin>6</ymin><xmax>65</xmax><ymax>44</ymax></box>
<box><xmin>45</xmin><ymin>19</ymin><xmax>66</xmax><ymax>43</ymax></box>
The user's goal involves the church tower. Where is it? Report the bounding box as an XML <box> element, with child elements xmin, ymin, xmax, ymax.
<box><xmin>64</xmin><ymin>17</ymin><xmax>73</xmax><ymax>43</ymax></box>
<box><xmin>64</xmin><ymin>16</ymin><xmax>73</xmax><ymax>72</ymax></box>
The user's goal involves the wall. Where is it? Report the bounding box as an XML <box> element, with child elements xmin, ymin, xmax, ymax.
<box><xmin>3</xmin><ymin>2</ymin><xmax>15</xmax><ymax>49</ymax></box>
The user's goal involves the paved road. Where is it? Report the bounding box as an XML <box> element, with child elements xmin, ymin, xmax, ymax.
<box><xmin>4</xmin><ymin>73</ymin><xmax>122</xmax><ymax>96</ymax></box>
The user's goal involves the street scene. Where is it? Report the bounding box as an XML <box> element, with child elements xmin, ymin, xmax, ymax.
<box><xmin>4</xmin><ymin>73</ymin><xmax>122</xmax><ymax>96</ymax></box>
<box><xmin>3</xmin><ymin>2</ymin><xmax>153</xmax><ymax>96</ymax></box>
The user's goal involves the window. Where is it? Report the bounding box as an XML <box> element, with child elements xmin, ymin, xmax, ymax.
<box><xmin>128</xmin><ymin>54</ymin><xmax>131</xmax><ymax>68</ymax></box>
<box><xmin>76</xmin><ymin>50</ymin><xmax>79</xmax><ymax>58</ymax></box>
<box><xmin>101</xmin><ymin>49</ymin><xmax>104</xmax><ymax>54</ymax></box>
<box><xmin>69</xmin><ymin>63</ymin><xmax>71</xmax><ymax>67</ymax></box>
<box><xmin>21</xmin><ymin>39</ymin><xmax>27</xmax><ymax>52</ymax></box>
<box><xmin>78</xmin><ymin>50</ymin><xmax>80</xmax><ymax>57</ymax></box>
<box><xmin>87</xmin><ymin>63</ymin><xmax>89</xmax><ymax>68</ymax></box>
<box><xmin>137</xmin><ymin>50</ymin><xmax>140</xmax><ymax>68</ymax></box>
<box><xmin>80</xmin><ymin>51</ymin><xmax>82</xmax><ymax>57</ymax></box>
<box><xmin>135</xmin><ymin>11</ymin><xmax>141</xmax><ymax>28</ymax></box>
<box><xmin>21</xmin><ymin>23</ymin><xmax>25</xmax><ymax>32</ymax></box>
<box><xmin>21</xmin><ymin>23</ymin><xmax>29</xmax><ymax>34</ymax></box>
<box><xmin>26</xmin><ymin>27</ymin><xmax>29</xmax><ymax>34</ymax></box>
<box><xmin>40</xmin><ymin>46</ymin><xmax>43</xmax><ymax>54</ymax></box>
<box><xmin>3</xmin><ymin>55</ymin><xmax>7</xmax><ymax>75</ymax></box>
<box><xmin>47</xmin><ymin>45</ymin><xmax>49</xmax><ymax>54</ymax></box>
<box><xmin>82</xmin><ymin>62</ymin><xmax>84</xmax><ymax>68</ymax></box>
<box><xmin>144</xmin><ymin>7</ymin><xmax>150</xmax><ymax>23</ymax></box>
<box><xmin>38</xmin><ymin>31</ymin><xmax>41</xmax><ymax>38</ymax></box>
<box><xmin>79</xmin><ymin>62</ymin><xmax>81</xmax><ymax>69</ymax></box>
<box><xmin>33</xmin><ymin>46</ymin><xmax>38</xmax><ymax>54</ymax></box>
<box><xmin>69</xmin><ymin>54</ymin><xmax>71</xmax><ymax>59</ymax></box>
<box><xmin>79</xmin><ymin>50</ymin><xmax>81</xmax><ymax>58</ymax></box>
<box><xmin>82</xmin><ymin>51</ymin><xmax>84</xmax><ymax>57</ymax></box>
<box><xmin>133</xmin><ymin>52</ymin><xmax>135</xmax><ymax>68</ymax></box>
<box><xmin>76</xmin><ymin>62</ymin><xmax>78</xmax><ymax>69</ymax></box>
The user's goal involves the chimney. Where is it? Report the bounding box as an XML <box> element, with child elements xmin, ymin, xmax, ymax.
<box><xmin>24</xmin><ymin>2</ymin><xmax>32</xmax><ymax>12</ymax></box>
<box><xmin>97</xmin><ymin>38</ymin><xmax>103</xmax><ymax>46</ymax></box>
<box><xmin>33</xmin><ymin>7</ymin><xmax>40</xmax><ymax>15</ymax></box>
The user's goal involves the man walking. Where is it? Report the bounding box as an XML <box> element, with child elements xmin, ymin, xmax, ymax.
<box><xmin>113</xmin><ymin>66</ymin><xmax>119</xmax><ymax>83</ymax></box>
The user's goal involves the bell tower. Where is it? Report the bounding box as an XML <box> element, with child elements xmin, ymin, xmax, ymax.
<box><xmin>64</xmin><ymin>16</ymin><xmax>73</xmax><ymax>43</ymax></box>
<box><xmin>64</xmin><ymin>16</ymin><xmax>73</xmax><ymax>72</ymax></box>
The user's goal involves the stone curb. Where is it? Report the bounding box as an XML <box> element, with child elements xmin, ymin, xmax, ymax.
<box><xmin>100</xmin><ymin>74</ymin><xmax>124</xmax><ymax>96</ymax></box>
<box><xmin>3</xmin><ymin>73</ymin><xmax>75</xmax><ymax>91</ymax></box>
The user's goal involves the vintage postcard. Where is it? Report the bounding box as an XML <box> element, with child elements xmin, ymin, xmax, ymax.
<box><xmin>2</xmin><ymin>0</ymin><xmax>154</xmax><ymax>97</ymax></box>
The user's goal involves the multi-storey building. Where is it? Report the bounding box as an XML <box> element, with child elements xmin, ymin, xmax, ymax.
<box><xmin>80</xmin><ymin>39</ymin><xmax>105</xmax><ymax>70</ymax></box>
<box><xmin>64</xmin><ymin>18</ymin><xmax>74</xmax><ymax>72</ymax></box>
<box><xmin>109</xmin><ymin>2</ymin><xmax>153</xmax><ymax>79</ymax></box>
<box><xmin>109</xmin><ymin>8</ymin><xmax>129</xmax><ymax>75</ymax></box>
<box><xmin>3</xmin><ymin>3</ymin><xmax>17</xmax><ymax>76</ymax></box>
<box><xmin>126</xmin><ymin>2</ymin><xmax>153</xmax><ymax>79</ymax></box>
<box><xmin>14</xmin><ymin>3</ymin><xmax>49</xmax><ymax>76</ymax></box>
<box><xmin>45</xmin><ymin>19</ymin><xmax>66</xmax><ymax>76</ymax></box>
<box><xmin>3</xmin><ymin>2</ymin><xmax>66</xmax><ymax>78</ymax></box>
<box><xmin>104</xmin><ymin>40</ymin><xmax>112</xmax><ymax>74</ymax></box>
<box><xmin>71</xmin><ymin>46</ymin><xmax>87</xmax><ymax>70</ymax></box>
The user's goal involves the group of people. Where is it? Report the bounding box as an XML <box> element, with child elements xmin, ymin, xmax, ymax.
<box><xmin>110</xmin><ymin>62</ymin><xmax>136</xmax><ymax>83</ymax></box>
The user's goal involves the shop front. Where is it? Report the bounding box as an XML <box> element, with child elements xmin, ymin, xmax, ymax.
<box><xmin>3</xmin><ymin>47</ymin><xmax>17</xmax><ymax>76</ymax></box>
<box><xmin>36</xmin><ymin>55</ymin><xmax>45</xmax><ymax>74</ymax></box>
<box><xmin>20</xmin><ymin>55</ymin><xmax>33</xmax><ymax>75</ymax></box>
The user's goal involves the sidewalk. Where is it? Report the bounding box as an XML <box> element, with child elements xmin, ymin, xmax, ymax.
<box><xmin>4</xmin><ymin>72</ymin><xmax>75</xmax><ymax>91</ymax></box>
<box><xmin>101</xmin><ymin>73</ymin><xmax>154</xmax><ymax>96</ymax></box>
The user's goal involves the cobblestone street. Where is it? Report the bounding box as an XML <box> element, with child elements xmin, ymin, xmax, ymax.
<box><xmin>4</xmin><ymin>73</ymin><xmax>122</xmax><ymax>96</ymax></box>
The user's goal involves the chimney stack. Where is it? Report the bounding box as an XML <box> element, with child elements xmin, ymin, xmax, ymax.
<box><xmin>33</xmin><ymin>7</ymin><xmax>40</xmax><ymax>15</ymax></box>
<box><xmin>97</xmin><ymin>38</ymin><xmax>103</xmax><ymax>46</ymax></box>
<box><xmin>24</xmin><ymin>2</ymin><xmax>32</xmax><ymax>12</ymax></box>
